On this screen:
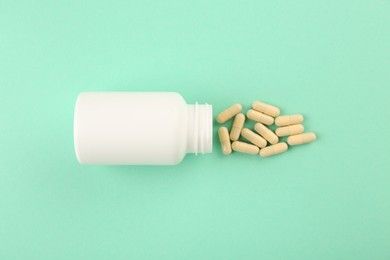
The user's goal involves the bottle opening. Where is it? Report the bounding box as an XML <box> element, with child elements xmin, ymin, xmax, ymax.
<box><xmin>186</xmin><ymin>103</ymin><xmax>213</xmax><ymax>155</ymax></box>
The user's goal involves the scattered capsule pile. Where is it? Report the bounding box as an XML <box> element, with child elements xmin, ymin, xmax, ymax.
<box><xmin>217</xmin><ymin>101</ymin><xmax>317</xmax><ymax>157</ymax></box>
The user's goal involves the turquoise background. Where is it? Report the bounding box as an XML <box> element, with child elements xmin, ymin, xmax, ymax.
<box><xmin>1</xmin><ymin>0</ymin><xmax>389</xmax><ymax>259</ymax></box>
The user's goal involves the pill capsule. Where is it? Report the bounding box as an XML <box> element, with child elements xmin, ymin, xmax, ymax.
<box><xmin>252</xmin><ymin>101</ymin><xmax>280</xmax><ymax>117</ymax></box>
<box><xmin>259</xmin><ymin>142</ymin><xmax>288</xmax><ymax>157</ymax></box>
<box><xmin>230</xmin><ymin>113</ymin><xmax>245</xmax><ymax>141</ymax></box>
<box><xmin>287</xmin><ymin>133</ymin><xmax>317</xmax><ymax>146</ymax></box>
<box><xmin>275</xmin><ymin>114</ymin><xmax>304</xmax><ymax>126</ymax></box>
<box><xmin>218</xmin><ymin>127</ymin><xmax>232</xmax><ymax>155</ymax></box>
<box><xmin>232</xmin><ymin>141</ymin><xmax>260</xmax><ymax>155</ymax></box>
<box><xmin>241</xmin><ymin>128</ymin><xmax>267</xmax><ymax>148</ymax></box>
<box><xmin>246</xmin><ymin>109</ymin><xmax>274</xmax><ymax>125</ymax></box>
<box><xmin>216</xmin><ymin>104</ymin><xmax>242</xmax><ymax>123</ymax></box>
<box><xmin>254</xmin><ymin>123</ymin><xmax>279</xmax><ymax>144</ymax></box>
<box><xmin>275</xmin><ymin>124</ymin><xmax>304</xmax><ymax>137</ymax></box>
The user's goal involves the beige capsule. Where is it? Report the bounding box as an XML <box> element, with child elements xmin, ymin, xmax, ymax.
<box><xmin>216</xmin><ymin>104</ymin><xmax>242</xmax><ymax>123</ymax></box>
<box><xmin>246</xmin><ymin>109</ymin><xmax>274</xmax><ymax>125</ymax></box>
<box><xmin>275</xmin><ymin>114</ymin><xmax>304</xmax><ymax>126</ymax></box>
<box><xmin>254</xmin><ymin>123</ymin><xmax>279</xmax><ymax>144</ymax></box>
<box><xmin>259</xmin><ymin>142</ymin><xmax>288</xmax><ymax>157</ymax></box>
<box><xmin>232</xmin><ymin>141</ymin><xmax>260</xmax><ymax>155</ymax></box>
<box><xmin>241</xmin><ymin>128</ymin><xmax>267</xmax><ymax>148</ymax></box>
<box><xmin>230</xmin><ymin>113</ymin><xmax>245</xmax><ymax>141</ymax></box>
<box><xmin>287</xmin><ymin>133</ymin><xmax>317</xmax><ymax>146</ymax></box>
<box><xmin>275</xmin><ymin>124</ymin><xmax>304</xmax><ymax>137</ymax></box>
<box><xmin>252</xmin><ymin>100</ymin><xmax>280</xmax><ymax>117</ymax></box>
<box><xmin>218</xmin><ymin>127</ymin><xmax>232</xmax><ymax>155</ymax></box>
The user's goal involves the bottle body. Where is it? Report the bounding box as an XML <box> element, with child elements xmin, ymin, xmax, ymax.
<box><xmin>74</xmin><ymin>92</ymin><xmax>212</xmax><ymax>165</ymax></box>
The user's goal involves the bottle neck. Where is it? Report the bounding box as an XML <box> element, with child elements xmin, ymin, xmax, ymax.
<box><xmin>186</xmin><ymin>103</ymin><xmax>213</xmax><ymax>154</ymax></box>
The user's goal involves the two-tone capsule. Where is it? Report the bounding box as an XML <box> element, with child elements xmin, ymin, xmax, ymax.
<box><xmin>252</xmin><ymin>101</ymin><xmax>280</xmax><ymax>117</ymax></box>
<box><xmin>259</xmin><ymin>142</ymin><xmax>288</xmax><ymax>157</ymax></box>
<box><xmin>254</xmin><ymin>123</ymin><xmax>278</xmax><ymax>144</ymax></box>
<box><xmin>247</xmin><ymin>109</ymin><xmax>274</xmax><ymax>125</ymax></box>
<box><xmin>230</xmin><ymin>113</ymin><xmax>245</xmax><ymax>141</ymax></box>
<box><xmin>232</xmin><ymin>141</ymin><xmax>260</xmax><ymax>155</ymax></box>
<box><xmin>275</xmin><ymin>124</ymin><xmax>304</xmax><ymax>137</ymax></box>
<box><xmin>287</xmin><ymin>133</ymin><xmax>317</xmax><ymax>146</ymax></box>
<box><xmin>216</xmin><ymin>104</ymin><xmax>242</xmax><ymax>123</ymax></box>
<box><xmin>218</xmin><ymin>127</ymin><xmax>232</xmax><ymax>155</ymax></box>
<box><xmin>241</xmin><ymin>128</ymin><xmax>267</xmax><ymax>148</ymax></box>
<box><xmin>275</xmin><ymin>114</ymin><xmax>304</xmax><ymax>126</ymax></box>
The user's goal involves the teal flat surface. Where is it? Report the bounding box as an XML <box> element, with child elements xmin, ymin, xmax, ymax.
<box><xmin>1</xmin><ymin>0</ymin><xmax>389</xmax><ymax>259</ymax></box>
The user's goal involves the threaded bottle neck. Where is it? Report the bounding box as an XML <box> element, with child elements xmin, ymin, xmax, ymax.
<box><xmin>186</xmin><ymin>103</ymin><xmax>213</xmax><ymax>154</ymax></box>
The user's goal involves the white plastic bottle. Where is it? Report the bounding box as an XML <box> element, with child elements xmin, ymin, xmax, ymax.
<box><xmin>74</xmin><ymin>92</ymin><xmax>213</xmax><ymax>165</ymax></box>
